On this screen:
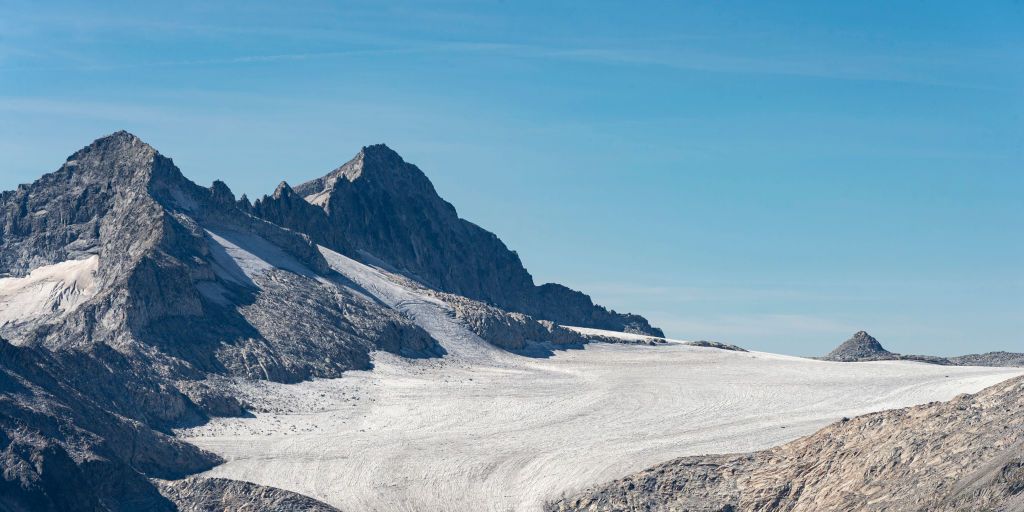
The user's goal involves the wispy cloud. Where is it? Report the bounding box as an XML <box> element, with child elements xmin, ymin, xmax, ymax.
<box><xmin>0</xmin><ymin>97</ymin><xmax>228</xmax><ymax>125</ymax></box>
<box><xmin>0</xmin><ymin>12</ymin><xmax>1005</xmax><ymax>93</ymax></box>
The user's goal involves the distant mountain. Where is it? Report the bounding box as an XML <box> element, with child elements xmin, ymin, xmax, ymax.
<box><xmin>822</xmin><ymin>331</ymin><xmax>1023</xmax><ymax>367</ymax></box>
<box><xmin>550</xmin><ymin>375</ymin><xmax>1024</xmax><ymax>512</ymax></box>
<box><xmin>249</xmin><ymin>144</ymin><xmax>663</xmax><ymax>336</ymax></box>
<box><xmin>823</xmin><ymin>331</ymin><xmax>895</xmax><ymax>362</ymax></box>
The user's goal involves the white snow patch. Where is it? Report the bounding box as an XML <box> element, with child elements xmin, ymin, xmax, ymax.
<box><xmin>318</xmin><ymin>245</ymin><xmax>502</xmax><ymax>363</ymax></box>
<box><xmin>566</xmin><ymin>325</ymin><xmax>684</xmax><ymax>343</ymax></box>
<box><xmin>0</xmin><ymin>256</ymin><xmax>99</xmax><ymax>329</ymax></box>
<box><xmin>303</xmin><ymin>190</ymin><xmax>331</xmax><ymax>207</ymax></box>
<box><xmin>204</xmin><ymin>229</ymin><xmax>316</xmax><ymax>286</ymax></box>
<box><xmin>180</xmin><ymin>250</ymin><xmax>1024</xmax><ymax>511</ymax></box>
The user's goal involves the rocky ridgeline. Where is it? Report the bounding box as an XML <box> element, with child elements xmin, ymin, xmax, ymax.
<box><xmin>249</xmin><ymin>144</ymin><xmax>662</xmax><ymax>336</ymax></box>
<box><xmin>549</xmin><ymin>375</ymin><xmax>1024</xmax><ymax>512</ymax></box>
<box><xmin>823</xmin><ymin>331</ymin><xmax>1023</xmax><ymax>367</ymax></box>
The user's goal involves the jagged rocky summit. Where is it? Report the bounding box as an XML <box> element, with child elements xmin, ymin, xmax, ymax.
<box><xmin>247</xmin><ymin>143</ymin><xmax>663</xmax><ymax>336</ymax></box>
<box><xmin>0</xmin><ymin>131</ymin><xmax>662</xmax><ymax>511</ymax></box>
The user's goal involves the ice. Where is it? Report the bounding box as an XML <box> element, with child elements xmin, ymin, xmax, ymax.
<box><xmin>0</xmin><ymin>255</ymin><xmax>99</xmax><ymax>330</ymax></box>
<box><xmin>180</xmin><ymin>251</ymin><xmax>1024</xmax><ymax>511</ymax></box>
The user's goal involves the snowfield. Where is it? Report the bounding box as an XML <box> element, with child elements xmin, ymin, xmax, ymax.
<box><xmin>0</xmin><ymin>255</ymin><xmax>98</xmax><ymax>337</ymax></box>
<box><xmin>179</xmin><ymin>248</ymin><xmax>1024</xmax><ymax>511</ymax></box>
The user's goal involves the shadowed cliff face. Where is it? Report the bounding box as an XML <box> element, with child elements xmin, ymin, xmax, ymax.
<box><xmin>254</xmin><ymin>144</ymin><xmax>663</xmax><ymax>336</ymax></box>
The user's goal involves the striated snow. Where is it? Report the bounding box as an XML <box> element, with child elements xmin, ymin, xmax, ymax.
<box><xmin>180</xmin><ymin>250</ymin><xmax>1024</xmax><ymax>512</ymax></box>
<box><xmin>205</xmin><ymin>229</ymin><xmax>317</xmax><ymax>285</ymax></box>
<box><xmin>317</xmin><ymin>246</ymin><xmax>501</xmax><ymax>363</ymax></box>
<box><xmin>0</xmin><ymin>255</ymin><xmax>99</xmax><ymax>331</ymax></box>
<box><xmin>565</xmin><ymin>325</ymin><xmax>681</xmax><ymax>343</ymax></box>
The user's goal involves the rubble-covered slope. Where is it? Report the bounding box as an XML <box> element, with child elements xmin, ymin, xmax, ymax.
<box><xmin>157</xmin><ymin>477</ymin><xmax>341</xmax><ymax>512</ymax></box>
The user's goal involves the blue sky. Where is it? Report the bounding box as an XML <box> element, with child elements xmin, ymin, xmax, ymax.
<box><xmin>1</xmin><ymin>1</ymin><xmax>1021</xmax><ymax>355</ymax></box>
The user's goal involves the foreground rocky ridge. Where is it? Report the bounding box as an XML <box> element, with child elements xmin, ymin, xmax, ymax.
<box><xmin>549</xmin><ymin>375</ymin><xmax>1024</xmax><ymax>512</ymax></box>
<box><xmin>157</xmin><ymin>477</ymin><xmax>341</xmax><ymax>512</ymax></box>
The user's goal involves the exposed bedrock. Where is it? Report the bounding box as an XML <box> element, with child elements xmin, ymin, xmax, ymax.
<box><xmin>549</xmin><ymin>375</ymin><xmax>1024</xmax><ymax>512</ymax></box>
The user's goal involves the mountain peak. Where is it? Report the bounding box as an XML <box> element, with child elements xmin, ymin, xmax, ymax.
<box><xmin>360</xmin><ymin>143</ymin><xmax>400</xmax><ymax>158</ymax></box>
<box><xmin>209</xmin><ymin>180</ymin><xmax>236</xmax><ymax>205</ymax></box>
<box><xmin>74</xmin><ymin>130</ymin><xmax>148</xmax><ymax>156</ymax></box>
<box><xmin>102</xmin><ymin>129</ymin><xmax>141</xmax><ymax>142</ymax></box>
<box><xmin>273</xmin><ymin>181</ymin><xmax>294</xmax><ymax>199</ymax></box>
<box><xmin>824</xmin><ymin>330</ymin><xmax>896</xmax><ymax>362</ymax></box>
<box><xmin>347</xmin><ymin>143</ymin><xmax>409</xmax><ymax>180</ymax></box>
<box><xmin>290</xmin><ymin>144</ymin><xmax>425</xmax><ymax>207</ymax></box>
<box><xmin>257</xmin><ymin>144</ymin><xmax>664</xmax><ymax>337</ymax></box>
<box><xmin>59</xmin><ymin>130</ymin><xmax>162</xmax><ymax>184</ymax></box>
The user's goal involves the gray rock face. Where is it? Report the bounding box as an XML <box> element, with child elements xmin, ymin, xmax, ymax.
<box><xmin>823</xmin><ymin>330</ymin><xmax>895</xmax><ymax>361</ymax></box>
<box><xmin>549</xmin><ymin>375</ymin><xmax>1024</xmax><ymax>512</ymax></box>
<box><xmin>0</xmin><ymin>337</ymin><xmax>215</xmax><ymax>512</ymax></box>
<box><xmin>254</xmin><ymin>144</ymin><xmax>663</xmax><ymax>336</ymax></box>
<box><xmin>685</xmin><ymin>340</ymin><xmax>747</xmax><ymax>352</ymax></box>
<box><xmin>950</xmin><ymin>351</ymin><xmax>1024</xmax><ymax>367</ymax></box>
<box><xmin>158</xmin><ymin>477</ymin><xmax>341</xmax><ymax>512</ymax></box>
<box><xmin>440</xmin><ymin>292</ymin><xmax>589</xmax><ymax>351</ymax></box>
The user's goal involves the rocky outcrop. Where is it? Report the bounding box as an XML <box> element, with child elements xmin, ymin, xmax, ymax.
<box><xmin>157</xmin><ymin>477</ymin><xmax>341</xmax><ymax>512</ymax></box>
<box><xmin>0</xmin><ymin>337</ymin><xmax>218</xmax><ymax>512</ymax></box>
<box><xmin>440</xmin><ymin>292</ymin><xmax>588</xmax><ymax>351</ymax></box>
<box><xmin>549</xmin><ymin>375</ymin><xmax>1024</xmax><ymax>512</ymax></box>
<box><xmin>822</xmin><ymin>331</ymin><xmax>1023</xmax><ymax>367</ymax></box>
<box><xmin>254</xmin><ymin>144</ymin><xmax>662</xmax><ymax>336</ymax></box>
<box><xmin>823</xmin><ymin>330</ymin><xmax>896</xmax><ymax>362</ymax></box>
<box><xmin>950</xmin><ymin>351</ymin><xmax>1024</xmax><ymax>367</ymax></box>
<box><xmin>685</xmin><ymin>340</ymin><xmax>747</xmax><ymax>352</ymax></box>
